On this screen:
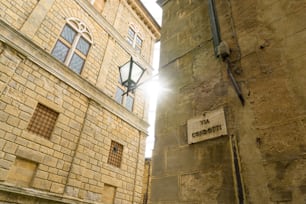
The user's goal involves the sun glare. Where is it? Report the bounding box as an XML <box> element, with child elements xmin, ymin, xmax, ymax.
<box><xmin>143</xmin><ymin>76</ymin><xmax>161</xmax><ymax>96</ymax></box>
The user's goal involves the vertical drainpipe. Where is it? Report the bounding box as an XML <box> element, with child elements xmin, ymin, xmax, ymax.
<box><xmin>230</xmin><ymin>134</ymin><xmax>245</xmax><ymax>204</ymax></box>
<box><xmin>208</xmin><ymin>0</ymin><xmax>221</xmax><ymax>56</ymax></box>
<box><xmin>207</xmin><ymin>1</ymin><xmax>245</xmax><ymax>203</ymax></box>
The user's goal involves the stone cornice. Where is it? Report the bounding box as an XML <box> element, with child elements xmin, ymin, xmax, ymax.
<box><xmin>126</xmin><ymin>0</ymin><xmax>161</xmax><ymax>40</ymax></box>
<box><xmin>74</xmin><ymin>0</ymin><xmax>156</xmax><ymax>72</ymax></box>
<box><xmin>0</xmin><ymin>19</ymin><xmax>149</xmax><ymax>134</ymax></box>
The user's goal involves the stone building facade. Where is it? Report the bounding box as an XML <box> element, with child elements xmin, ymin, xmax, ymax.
<box><xmin>0</xmin><ymin>0</ymin><xmax>160</xmax><ymax>203</ymax></box>
<box><xmin>151</xmin><ymin>0</ymin><xmax>306</xmax><ymax>203</ymax></box>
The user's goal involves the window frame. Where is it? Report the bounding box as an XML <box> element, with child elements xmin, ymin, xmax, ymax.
<box><xmin>125</xmin><ymin>94</ymin><xmax>134</xmax><ymax>112</ymax></box>
<box><xmin>52</xmin><ymin>18</ymin><xmax>93</xmax><ymax>74</ymax></box>
<box><xmin>107</xmin><ymin>141</ymin><xmax>124</xmax><ymax>168</ymax></box>
<box><xmin>115</xmin><ymin>75</ymin><xmax>135</xmax><ymax>111</ymax></box>
<box><xmin>114</xmin><ymin>86</ymin><xmax>124</xmax><ymax>104</ymax></box>
<box><xmin>127</xmin><ymin>26</ymin><xmax>143</xmax><ymax>54</ymax></box>
<box><xmin>115</xmin><ymin>85</ymin><xmax>135</xmax><ymax>112</ymax></box>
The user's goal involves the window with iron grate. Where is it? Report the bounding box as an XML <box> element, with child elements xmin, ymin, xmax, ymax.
<box><xmin>27</xmin><ymin>103</ymin><xmax>59</xmax><ymax>139</ymax></box>
<box><xmin>107</xmin><ymin>141</ymin><xmax>123</xmax><ymax>168</ymax></box>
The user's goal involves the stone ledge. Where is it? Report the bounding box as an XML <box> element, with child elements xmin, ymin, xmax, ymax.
<box><xmin>0</xmin><ymin>183</ymin><xmax>96</xmax><ymax>204</ymax></box>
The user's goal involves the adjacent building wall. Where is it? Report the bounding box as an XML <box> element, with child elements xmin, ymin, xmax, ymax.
<box><xmin>225</xmin><ymin>1</ymin><xmax>306</xmax><ymax>203</ymax></box>
<box><xmin>151</xmin><ymin>0</ymin><xmax>236</xmax><ymax>203</ymax></box>
<box><xmin>151</xmin><ymin>0</ymin><xmax>306</xmax><ymax>203</ymax></box>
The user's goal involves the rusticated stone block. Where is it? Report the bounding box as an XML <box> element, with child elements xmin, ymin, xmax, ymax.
<box><xmin>180</xmin><ymin>171</ymin><xmax>223</xmax><ymax>202</ymax></box>
<box><xmin>151</xmin><ymin>176</ymin><xmax>178</xmax><ymax>201</ymax></box>
<box><xmin>270</xmin><ymin>190</ymin><xmax>292</xmax><ymax>202</ymax></box>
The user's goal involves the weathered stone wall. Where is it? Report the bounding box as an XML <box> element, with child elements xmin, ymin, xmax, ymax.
<box><xmin>65</xmin><ymin>100</ymin><xmax>146</xmax><ymax>202</ymax></box>
<box><xmin>152</xmin><ymin>0</ymin><xmax>306</xmax><ymax>203</ymax></box>
<box><xmin>224</xmin><ymin>0</ymin><xmax>306</xmax><ymax>203</ymax></box>
<box><xmin>102</xmin><ymin>0</ymin><xmax>121</xmax><ymax>25</ymax></box>
<box><xmin>0</xmin><ymin>44</ymin><xmax>85</xmax><ymax>197</ymax></box>
<box><xmin>151</xmin><ymin>0</ymin><xmax>236</xmax><ymax>203</ymax></box>
<box><xmin>0</xmin><ymin>0</ymin><xmax>37</xmax><ymax>30</ymax></box>
<box><xmin>1</xmin><ymin>0</ymin><xmax>158</xmax><ymax>119</ymax></box>
<box><xmin>0</xmin><ymin>40</ymin><xmax>147</xmax><ymax>202</ymax></box>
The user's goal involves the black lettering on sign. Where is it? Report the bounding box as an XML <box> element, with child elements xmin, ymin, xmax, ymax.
<box><xmin>192</xmin><ymin>125</ymin><xmax>222</xmax><ymax>137</ymax></box>
<box><xmin>200</xmin><ymin>119</ymin><xmax>210</xmax><ymax>125</ymax></box>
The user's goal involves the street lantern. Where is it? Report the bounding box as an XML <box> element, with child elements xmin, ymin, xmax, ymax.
<box><xmin>119</xmin><ymin>57</ymin><xmax>145</xmax><ymax>94</ymax></box>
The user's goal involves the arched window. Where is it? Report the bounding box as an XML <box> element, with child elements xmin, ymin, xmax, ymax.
<box><xmin>51</xmin><ymin>17</ymin><xmax>93</xmax><ymax>74</ymax></box>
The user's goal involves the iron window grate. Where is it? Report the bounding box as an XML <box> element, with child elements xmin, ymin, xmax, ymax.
<box><xmin>27</xmin><ymin>103</ymin><xmax>59</xmax><ymax>139</ymax></box>
<box><xmin>108</xmin><ymin>141</ymin><xmax>123</xmax><ymax>168</ymax></box>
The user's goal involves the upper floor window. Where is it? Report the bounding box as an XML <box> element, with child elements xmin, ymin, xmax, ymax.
<box><xmin>115</xmin><ymin>77</ymin><xmax>134</xmax><ymax>112</ymax></box>
<box><xmin>127</xmin><ymin>26</ymin><xmax>143</xmax><ymax>53</ymax></box>
<box><xmin>115</xmin><ymin>86</ymin><xmax>134</xmax><ymax>112</ymax></box>
<box><xmin>51</xmin><ymin>18</ymin><xmax>93</xmax><ymax>74</ymax></box>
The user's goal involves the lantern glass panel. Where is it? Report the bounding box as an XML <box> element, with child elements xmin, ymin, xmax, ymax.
<box><xmin>119</xmin><ymin>61</ymin><xmax>131</xmax><ymax>85</ymax></box>
<box><xmin>131</xmin><ymin>62</ymin><xmax>144</xmax><ymax>84</ymax></box>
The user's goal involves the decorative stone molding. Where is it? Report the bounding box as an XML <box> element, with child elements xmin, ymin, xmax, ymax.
<box><xmin>65</xmin><ymin>17</ymin><xmax>93</xmax><ymax>43</ymax></box>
